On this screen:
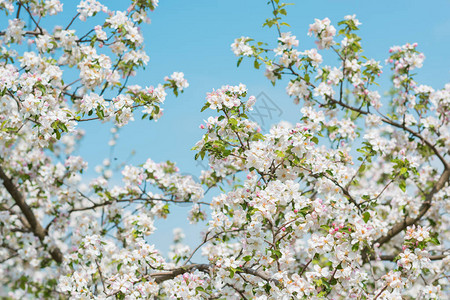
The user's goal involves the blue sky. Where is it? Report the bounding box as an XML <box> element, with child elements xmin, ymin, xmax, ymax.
<box><xmin>79</xmin><ymin>0</ymin><xmax>450</xmax><ymax>172</ymax></box>
<box><xmin>67</xmin><ymin>0</ymin><xmax>450</xmax><ymax>256</ymax></box>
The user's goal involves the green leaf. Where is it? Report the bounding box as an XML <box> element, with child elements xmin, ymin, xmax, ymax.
<box><xmin>363</xmin><ymin>211</ymin><xmax>370</xmax><ymax>223</ymax></box>
<box><xmin>429</xmin><ymin>236</ymin><xmax>440</xmax><ymax>245</ymax></box>
<box><xmin>54</xmin><ymin>129</ymin><xmax>61</xmax><ymax>140</ymax></box>
<box><xmin>399</xmin><ymin>180</ymin><xmax>406</xmax><ymax>193</ymax></box>
<box><xmin>243</xmin><ymin>255</ymin><xmax>252</xmax><ymax>262</ymax></box>
<box><xmin>275</xmin><ymin>150</ymin><xmax>285</xmax><ymax>158</ymax></box>
<box><xmin>320</xmin><ymin>224</ymin><xmax>330</xmax><ymax>231</ymax></box>
<box><xmin>200</xmin><ymin>102</ymin><xmax>211</xmax><ymax>112</ymax></box>
<box><xmin>271</xmin><ymin>249</ymin><xmax>282</xmax><ymax>259</ymax></box>
<box><xmin>229</xmin><ymin>268</ymin><xmax>235</xmax><ymax>278</ymax></box>
<box><xmin>59</xmin><ymin>122</ymin><xmax>68</xmax><ymax>132</ymax></box>
<box><xmin>237</xmin><ymin>57</ymin><xmax>243</xmax><ymax>67</ymax></box>
<box><xmin>96</xmin><ymin>108</ymin><xmax>105</xmax><ymax>120</ymax></box>
<box><xmin>352</xmin><ymin>242</ymin><xmax>360</xmax><ymax>251</ymax></box>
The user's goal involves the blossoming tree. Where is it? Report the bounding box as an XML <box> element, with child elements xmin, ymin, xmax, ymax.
<box><xmin>0</xmin><ymin>0</ymin><xmax>449</xmax><ymax>299</ymax></box>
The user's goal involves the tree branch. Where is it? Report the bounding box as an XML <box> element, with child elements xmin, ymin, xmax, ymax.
<box><xmin>375</xmin><ymin>167</ymin><xmax>450</xmax><ymax>247</ymax></box>
<box><xmin>377</xmin><ymin>254</ymin><xmax>446</xmax><ymax>261</ymax></box>
<box><xmin>147</xmin><ymin>264</ymin><xmax>276</xmax><ymax>284</ymax></box>
<box><xmin>0</xmin><ymin>165</ymin><xmax>63</xmax><ymax>264</ymax></box>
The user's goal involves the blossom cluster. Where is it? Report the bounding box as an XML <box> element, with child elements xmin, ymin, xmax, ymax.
<box><xmin>0</xmin><ymin>1</ymin><xmax>449</xmax><ymax>299</ymax></box>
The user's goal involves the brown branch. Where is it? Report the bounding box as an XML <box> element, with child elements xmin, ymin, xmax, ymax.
<box><xmin>281</xmin><ymin>67</ymin><xmax>450</xmax><ymax>247</ymax></box>
<box><xmin>16</xmin><ymin>2</ymin><xmax>22</xmax><ymax>19</ymax></box>
<box><xmin>238</xmin><ymin>266</ymin><xmax>275</xmax><ymax>283</ymax></box>
<box><xmin>19</xmin><ymin>1</ymin><xmax>44</xmax><ymax>34</ymax></box>
<box><xmin>183</xmin><ymin>229</ymin><xmax>243</xmax><ymax>266</ymax></box>
<box><xmin>149</xmin><ymin>264</ymin><xmax>210</xmax><ymax>283</ymax></box>
<box><xmin>65</xmin><ymin>13</ymin><xmax>80</xmax><ymax>30</ymax></box>
<box><xmin>379</xmin><ymin>116</ymin><xmax>449</xmax><ymax>170</ymax></box>
<box><xmin>282</xmin><ymin>50</ymin><xmax>448</xmax><ymax>170</ymax></box>
<box><xmin>377</xmin><ymin>254</ymin><xmax>446</xmax><ymax>261</ymax></box>
<box><xmin>68</xmin><ymin>196</ymin><xmax>209</xmax><ymax>213</ymax></box>
<box><xmin>0</xmin><ymin>253</ymin><xmax>19</xmax><ymax>264</ymax></box>
<box><xmin>374</xmin><ymin>285</ymin><xmax>388</xmax><ymax>300</ymax></box>
<box><xmin>269</xmin><ymin>0</ymin><xmax>282</xmax><ymax>37</ymax></box>
<box><xmin>225</xmin><ymin>283</ymin><xmax>247</xmax><ymax>299</ymax></box>
<box><xmin>324</xmin><ymin>95</ymin><xmax>449</xmax><ymax>170</ymax></box>
<box><xmin>299</xmin><ymin>258</ymin><xmax>312</xmax><ymax>276</ymax></box>
<box><xmin>148</xmin><ymin>264</ymin><xmax>276</xmax><ymax>284</ymax></box>
<box><xmin>0</xmin><ymin>165</ymin><xmax>63</xmax><ymax>264</ymax></box>
<box><xmin>296</xmin><ymin>164</ymin><xmax>363</xmax><ymax>213</ymax></box>
<box><xmin>95</xmin><ymin>259</ymin><xmax>106</xmax><ymax>292</ymax></box>
<box><xmin>0</xmin><ymin>30</ymin><xmax>41</xmax><ymax>37</ymax></box>
<box><xmin>279</xmin><ymin>67</ymin><xmax>449</xmax><ymax>170</ymax></box>
<box><xmin>375</xmin><ymin>167</ymin><xmax>450</xmax><ymax>247</ymax></box>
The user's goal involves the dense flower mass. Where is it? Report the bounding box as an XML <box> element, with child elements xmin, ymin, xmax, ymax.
<box><xmin>0</xmin><ymin>0</ymin><xmax>449</xmax><ymax>299</ymax></box>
